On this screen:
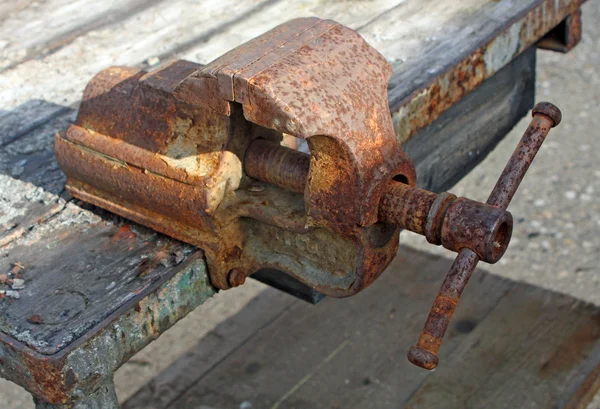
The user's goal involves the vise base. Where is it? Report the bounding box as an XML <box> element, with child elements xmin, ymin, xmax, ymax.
<box><xmin>55</xmin><ymin>18</ymin><xmax>416</xmax><ymax>297</ymax></box>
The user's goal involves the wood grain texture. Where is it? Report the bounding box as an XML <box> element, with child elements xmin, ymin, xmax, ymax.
<box><xmin>0</xmin><ymin>0</ymin><xmax>278</xmax><ymax>113</ymax></box>
<box><xmin>123</xmin><ymin>287</ymin><xmax>296</xmax><ymax>409</ymax></box>
<box><xmin>0</xmin><ymin>0</ymin><xmax>569</xmax><ymax>137</ymax></box>
<box><xmin>0</xmin><ymin>0</ymin><xmax>167</xmax><ymax>72</ymax></box>
<box><xmin>0</xmin><ymin>106</ymin><xmax>74</xmax><ymax>246</ymax></box>
<box><xmin>0</xmin><ymin>202</ymin><xmax>201</xmax><ymax>355</ymax></box>
<box><xmin>135</xmin><ymin>246</ymin><xmax>600</xmax><ymax>409</ymax></box>
<box><xmin>403</xmin><ymin>286</ymin><xmax>600</xmax><ymax>409</ymax></box>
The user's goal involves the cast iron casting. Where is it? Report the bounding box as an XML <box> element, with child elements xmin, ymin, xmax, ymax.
<box><xmin>55</xmin><ymin>18</ymin><xmax>561</xmax><ymax>369</ymax></box>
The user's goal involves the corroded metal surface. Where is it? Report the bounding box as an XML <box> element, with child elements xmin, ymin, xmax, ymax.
<box><xmin>538</xmin><ymin>8</ymin><xmax>582</xmax><ymax>53</ymax></box>
<box><xmin>407</xmin><ymin>102</ymin><xmax>563</xmax><ymax>370</ymax></box>
<box><xmin>55</xmin><ymin>18</ymin><xmax>416</xmax><ymax>297</ymax></box>
<box><xmin>244</xmin><ymin>139</ymin><xmax>309</xmax><ymax>194</ymax></box>
<box><xmin>392</xmin><ymin>0</ymin><xmax>583</xmax><ymax>144</ymax></box>
<box><xmin>200</xmin><ymin>18</ymin><xmax>417</xmax><ymax>232</ymax></box>
<box><xmin>378</xmin><ymin>184</ymin><xmax>513</xmax><ymax>263</ymax></box>
<box><xmin>245</xmin><ymin>140</ymin><xmax>513</xmax><ymax>264</ymax></box>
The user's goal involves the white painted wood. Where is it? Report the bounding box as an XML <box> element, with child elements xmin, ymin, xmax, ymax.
<box><xmin>179</xmin><ymin>0</ymin><xmax>407</xmax><ymax>63</ymax></box>
<box><xmin>0</xmin><ymin>0</ymin><xmax>160</xmax><ymax>71</ymax></box>
<box><xmin>0</xmin><ymin>0</ymin><xmax>276</xmax><ymax>111</ymax></box>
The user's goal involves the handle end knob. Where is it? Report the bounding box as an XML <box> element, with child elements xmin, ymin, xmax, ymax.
<box><xmin>532</xmin><ymin>102</ymin><xmax>562</xmax><ymax>127</ymax></box>
<box><xmin>407</xmin><ymin>346</ymin><xmax>439</xmax><ymax>370</ymax></box>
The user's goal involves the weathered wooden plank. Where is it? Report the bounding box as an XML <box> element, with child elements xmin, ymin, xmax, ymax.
<box><xmin>123</xmin><ymin>286</ymin><xmax>296</xmax><ymax>409</ymax></box>
<box><xmin>0</xmin><ymin>175</ymin><xmax>65</xmax><ymax>247</ymax></box>
<box><xmin>0</xmin><ymin>106</ymin><xmax>74</xmax><ymax>246</ymax></box>
<box><xmin>0</xmin><ymin>100</ymin><xmax>72</xmax><ymax>148</ymax></box>
<box><xmin>0</xmin><ymin>0</ymin><xmax>166</xmax><ymax>72</ymax></box>
<box><xmin>162</xmin><ymin>247</ymin><xmax>600</xmax><ymax>409</ymax></box>
<box><xmin>0</xmin><ymin>105</ymin><xmax>74</xmax><ymax>192</ymax></box>
<box><xmin>1</xmin><ymin>0</ymin><xmax>573</xmax><ymax>140</ymax></box>
<box><xmin>403</xmin><ymin>289</ymin><xmax>600</xmax><ymax>409</ymax></box>
<box><xmin>0</xmin><ymin>202</ymin><xmax>201</xmax><ymax>355</ymax></box>
<box><xmin>176</xmin><ymin>0</ymin><xmax>407</xmax><ymax>63</ymax></box>
<box><xmin>0</xmin><ymin>0</ymin><xmax>279</xmax><ymax>113</ymax></box>
<box><xmin>163</xmin><ymin>247</ymin><xmax>513</xmax><ymax>409</ymax></box>
<box><xmin>155</xmin><ymin>0</ymin><xmax>399</xmax><ymax>63</ymax></box>
<box><xmin>0</xmin><ymin>0</ymin><xmax>405</xmax><ymax>113</ymax></box>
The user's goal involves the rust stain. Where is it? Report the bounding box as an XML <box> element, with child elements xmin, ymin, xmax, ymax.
<box><xmin>27</xmin><ymin>315</ymin><xmax>43</xmax><ymax>325</ymax></box>
<box><xmin>111</xmin><ymin>224</ymin><xmax>136</xmax><ymax>242</ymax></box>
<box><xmin>394</xmin><ymin>1</ymin><xmax>581</xmax><ymax>143</ymax></box>
<box><xmin>408</xmin><ymin>103</ymin><xmax>562</xmax><ymax>370</ymax></box>
<box><xmin>19</xmin><ymin>352</ymin><xmax>70</xmax><ymax>404</ymax></box>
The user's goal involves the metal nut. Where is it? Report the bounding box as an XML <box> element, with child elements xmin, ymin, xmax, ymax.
<box><xmin>227</xmin><ymin>269</ymin><xmax>246</xmax><ymax>287</ymax></box>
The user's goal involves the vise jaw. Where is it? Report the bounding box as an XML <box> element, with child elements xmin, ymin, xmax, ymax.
<box><xmin>55</xmin><ymin>17</ymin><xmax>416</xmax><ymax>296</ymax></box>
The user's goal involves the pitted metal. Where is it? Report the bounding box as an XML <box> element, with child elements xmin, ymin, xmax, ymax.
<box><xmin>56</xmin><ymin>18</ymin><xmax>416</xmax><ymax>297</ymax></box>
<box><xmin>54</xmin><ymin>18</ymin><xmax>564</xmax><ymax>370</ymax></box>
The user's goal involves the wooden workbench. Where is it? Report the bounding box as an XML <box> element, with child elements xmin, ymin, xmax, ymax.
<box><xmin>0</xmin><ymin>0</ymin><xmax>597</xmax><ymax>408</ymax></box>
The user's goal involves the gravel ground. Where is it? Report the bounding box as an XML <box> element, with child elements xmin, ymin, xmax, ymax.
<box><xmin>2</xmin><ymin>2</ymin><xmax>599</xmax><ymax>407</ymax></box>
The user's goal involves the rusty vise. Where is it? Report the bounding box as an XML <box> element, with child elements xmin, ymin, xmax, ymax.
<box><xmin>55</xmin><ymin>17</ymin><xmax>562</xmax><ymax>369</ymax></box>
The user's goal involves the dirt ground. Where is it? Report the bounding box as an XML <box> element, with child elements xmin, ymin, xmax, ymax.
<box><xmin>2</xmin><ymin>1</ymin><xmax>599</xmax><ymax>407</ymax></box>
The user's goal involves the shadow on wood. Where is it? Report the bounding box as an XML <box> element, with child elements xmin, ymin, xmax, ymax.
<box><xmin>124</xmin><ymin>245</ymin><xmax>600</xmax><ymax>409</ymax></box>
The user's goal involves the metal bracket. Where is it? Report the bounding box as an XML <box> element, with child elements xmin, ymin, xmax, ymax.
<box><xmin>538</xmin><ymin>9</ymin><xmax>582</xmax><ymax>53</ymax></box>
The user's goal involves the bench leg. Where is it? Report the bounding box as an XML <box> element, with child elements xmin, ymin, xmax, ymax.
<box><xmin>33</xmin><ymin>377</ymin><xmax>119</xmax><ymax>409</ymax></box>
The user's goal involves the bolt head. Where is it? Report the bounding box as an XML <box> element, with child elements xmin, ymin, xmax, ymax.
<box><xmin>227</xmin><ymin>269</ymin><xmax>246</xmax><ymax>287</ymax></box>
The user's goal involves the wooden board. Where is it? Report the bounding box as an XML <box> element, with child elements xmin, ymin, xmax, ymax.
<box><xmin>0</xmin><ymin>0</ymin><xmax>166</xmax><ymax>71</ymax></box>
<box><xmin>0</xmin><ymin>202</ymin><xmax>199</xmax><ymax>355</ymax></box>
<box><xmin>124</xmin><ymin>246</ymin><xmax>600</xmax><ymax>409</ymax></box>
<box><xmin>0</xmin><ymin>0</ymin><xmax>579</xmax><ymax>123</ymax></box>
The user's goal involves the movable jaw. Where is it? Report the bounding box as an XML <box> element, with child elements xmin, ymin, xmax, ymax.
<box><xmin>55</xmin><ymin>17</ymin><xmax>416</xmax><ymax>297</ymax></box>
<box><xmin>190</xmin><ymin>17</ymin><xmax>417</xmax><ymax>232</ymax></box>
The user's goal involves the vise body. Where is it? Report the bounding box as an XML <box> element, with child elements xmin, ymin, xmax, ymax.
<box><xmin>55</xmin><ymin>17</ymin><xmax>561</xmax><ymax>369</ymax></box>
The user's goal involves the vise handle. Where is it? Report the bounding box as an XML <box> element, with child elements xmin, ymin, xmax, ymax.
<box><xmin>407</xmin><ymin>102</ymin><xmax>562</xmax><ymax>369</ymax></box>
